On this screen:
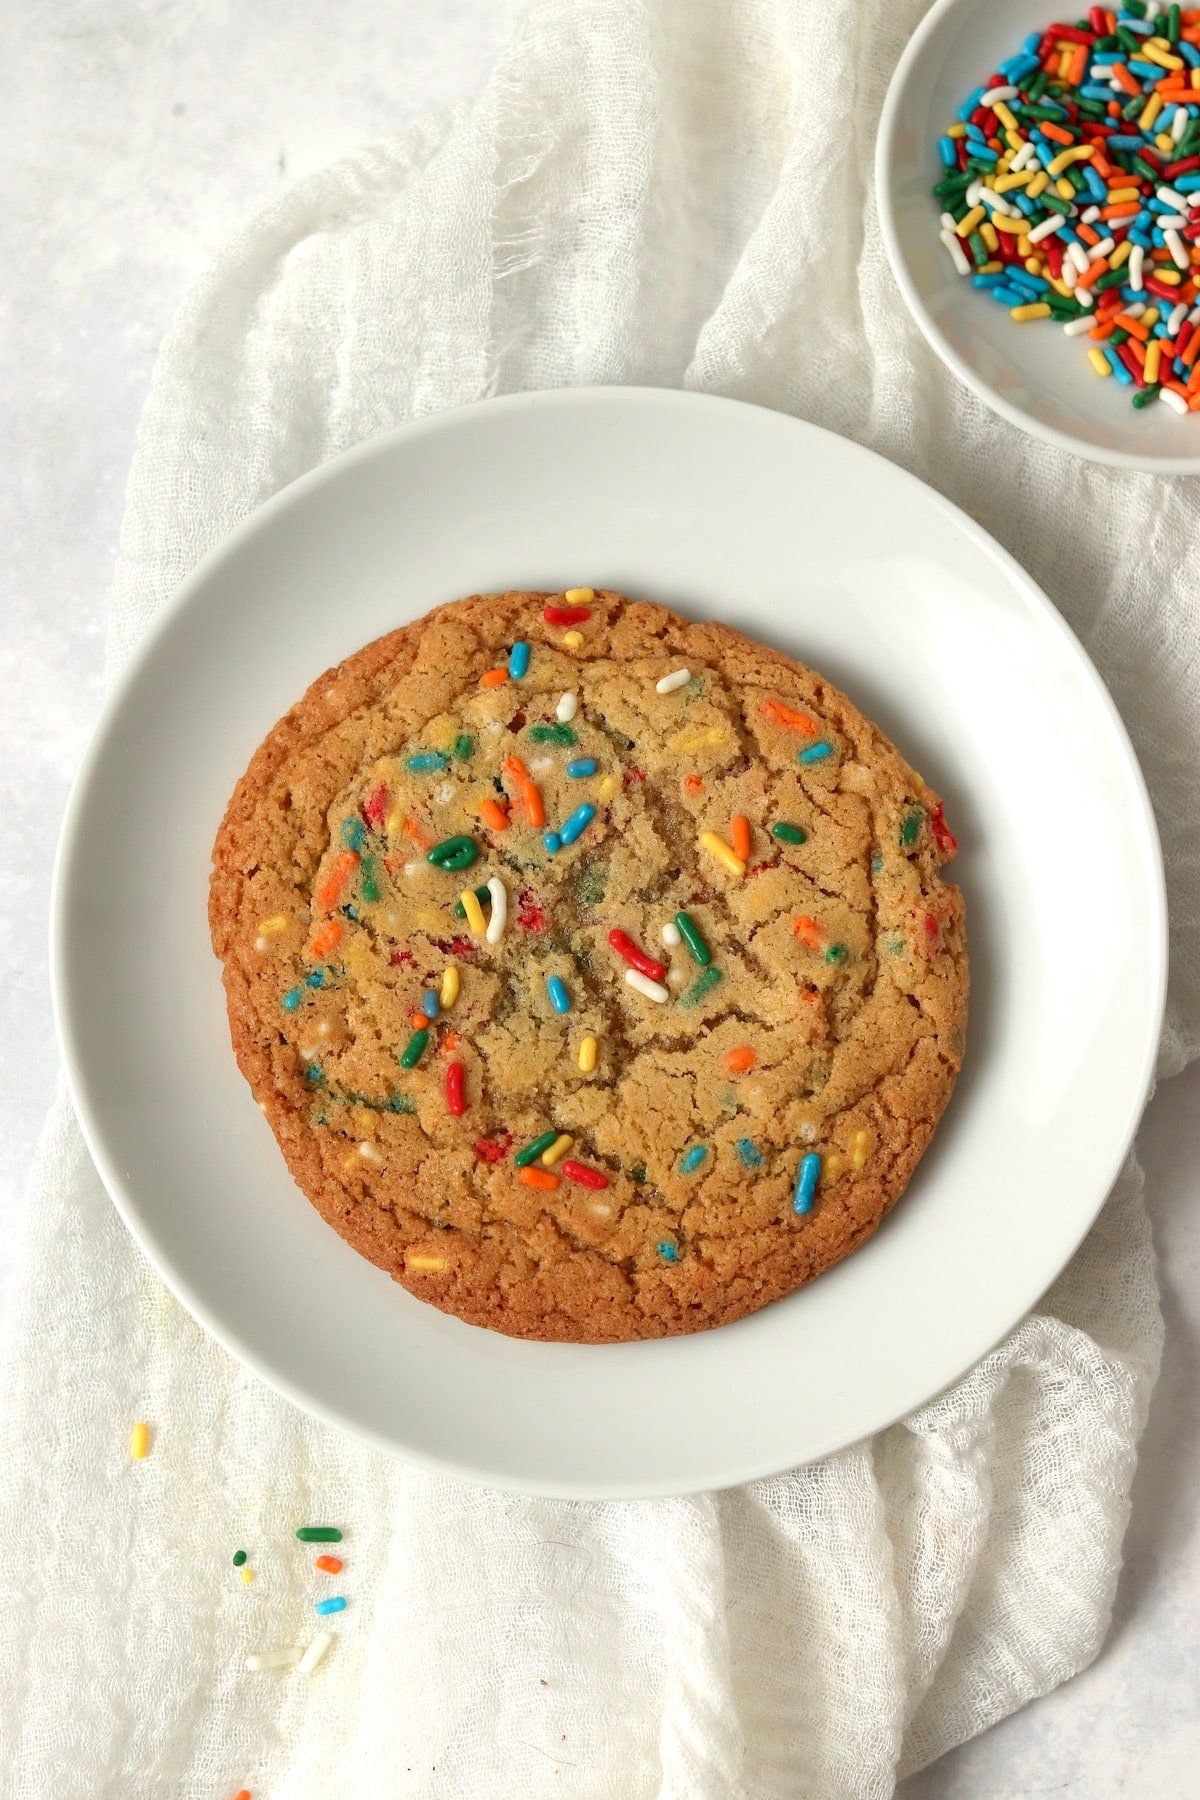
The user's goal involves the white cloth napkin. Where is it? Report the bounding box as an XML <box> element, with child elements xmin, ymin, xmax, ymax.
<box><xmin>4</xmin><ymin>2</ymin><xmax>1198</xmax><ymax>1794</ymax></box>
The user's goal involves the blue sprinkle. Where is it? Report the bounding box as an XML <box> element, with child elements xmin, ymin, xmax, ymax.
<box><xmin>304</xmin><ymin>1064</ymin><xmax>323</xmax><ymax>1083</ymax></box>
<box><xmin>305</xmin><ymin>970</ymin><xmax>326</xmax><ymax>988</ymax></box>
<box><xmin>793</xmin><ymin>1152</ymin><xmax>821</xmax><ymax>1216</ymax></box>
<box><xmin>281</xmin><ymin>987</ymin><xmax>303</xmax><ymax>1012</ymax></box>
<box><xmin>798</xmin><ymin>741</ymin><xmax>833</xmax><ymax>765</ymax></box>
<box><xmin>341</xmin><ymin>817</ymin><xmax>365</xmax><ymax>851</ymax></box>
<box><xmin>559</xmin><ymin>803</ymin><xmax>595</xmax><ymax>846</ymax></box>
<box><xmin>736</xmin><ymin>1138</ymin><xmax>763</xmax><ymax>1169</ymax></box>
<box><xmin>421</xmin><ymin>990</ymin><xmax>440</xmax><ymax>1019</ymax></box>
<box><xmin>566</xmin><ymin>758</ymin><xmax>598</xmax><ymax>778</ymax></box>
<box><xmin>546</xmin><ymin>975</ymin><xmax>571</xmax><ymax>1014</ymax></box>
<box><xmin>679</xmin><ymin>1144</ymin><xmax>709</xmax><ymax>1175</ymax></box>
<box><xmin>657</xmin><ymin>1241</ymin><xmax>680</xmax><ymax>1263</ymax></box>
<box><xmin>315</xmin><ymin>1596</ymin><xmax>347</xmax><ymax>1616</ymax></box>
<box><xmin>407</xmin><ymin>751</ymin><xmax>448</xmax><ymax>773</ymax></box>
<box><xmin>543</xmin><ymin>831</ymin><xmax>562</xmax><ymax>855</ymax></box>
<box><xmin>509</xmin><ymin>641</ymin><xmax>531</xmax><ymax>679</ymax></box>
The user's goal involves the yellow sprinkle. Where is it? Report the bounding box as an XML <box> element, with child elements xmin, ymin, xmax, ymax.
<box><xmin>1026</xmin><ymin>172</ymin><xmax>1048</xmax><ymax>199</ymax></box>
<box><xmin>1139</xmin><ymin>94</ymin><xmax>1164</xmax><ymax>133</ymax></box>
<box><xmin>562</xmin><ymin>630</ymin><xmax>584</xmax><ymax>650</ymax></box>
<box><xmin>412</xmin><ymin>909</ymin><xmax>441</xmax><ymax>930</ymax></box>
<box><xmin>992</xmin><ymin>101</ymin><xmax>1017</xmax><ymax>133</ymax></box>
<box><xmin>440</xmin><ymin>965</ymin><xmax>460</xmax><ymax>1008</ymax></box>
<box><xmin>385</xmin><ymin>805</ymin><xmax>404</xmax><ymax>836</ymax></box>
<box><xmin>342</xmin><ymin>1151</ymin><xmax>361</xmax><ymax>1174</ymax></box>
<box><xmin>1054</xmin><ymin>178</ymin><xmax>1075</xmax><ymax>201</ymax></box>
<box><xmin>980</xmin><ymin>222</ymin><xmax>999</xmax><ymax>253</ymax></box>
<box><xmin>541</xmin><ymin>1134</ymin><xmax>574</xmax><ymax>1167</ymax></box>
<box><xmin>955</xmin><ymin>205</ymin><xmax>985</xmax><ymax>238</ymax></box>
<box><xmin>1048</xmin><ymin>277</ymin><xmax>1072</xmax><ymax>299</ymax></box>
<box><xmin>946</xmin><ymin>123</ymin><xmax>966</xmax><ymax>139</ymax></box>
<box><xmin>1003</xmin><ymin>130</ymin><xmax>1022</xmax><ymax>153</ymax></box>
<box><xmin>978</xmin><ymin>260</ymin><xmax>1003</xmax><ymax>275</ymax></box>
<box><xmin>129</xmin><ymin>1422</ymin><xmax>150</xmax><ymax>1461</ymax></box>
<box><xmin>1110</xmin><ymin>240</ymin><xmax>1132</xmax><ymax>271</ymax></box>
<box><xmin>598</xmin><ymin>774</ymin><xmax>619</xmax><ymax>799</ymax></box>
<box><xmin>1010</xmin><ymin>303</ymin><xmax>1050</xmax><ymax>321</ymax></box>
<box><xmin>1046</xmin><ymin>144</ymin><xmax>1092</xmax><ymax>178</ymax></box>
<box><xmin>1142</xmin><ymin>44</ymin><xmax>1183</xmax><ymax>71</ymax></box>
<box><xmin>993</xmin><ymin>215</ymin><xmax>1032</xmax><ymax>236</ymax></box>
<box><xmin>1142</xmin><ymin>308</ymin><xmax>1160</xmax><ymax>329</ymax></box>
<box><xmin>1156</xmin><ymin>132</ymin><xmax>1175</xmax><ymax>154</ymax></box>
<box><xmin>460</xmin><ymin>888</ymin><xmax>487</xmax><ymax>934</ymax></box>
<box><xmin>240</xmin><ymin>1567</ymin><xmax>255</xmax><ymax>1584</ymax></box>
<box><xmin>824</xmin><ymin>1153</ymin><xmax>844</xmax><ymax>1182</ymax></box>
<box><xmin>578</xmin><ymin>1034</ymin><xmax>598</xmax><ymax>1074</ymax></box>
<box><xmin>1156</xmin><ymin>267</ymin><xmax>1182</xmax><ymax>286</ymax></box>
<box><xmin>698</xmin><ymin>830</ymin><xmax>745</xmax><ymax>878</ymax></box>
<box><xmin>1106</xmin><ymin>187</ymin><xmax>1140</xmax><ymax>206</ymax></box>
<box><xmin>1145</xmin><ymin>340</ymin><xmax>1163</xmax><ymax>386</ymax></box>
<box><xmin>671</xmin><ymin>726</ymin><xmax>727</xmax><ymax>753</ymax></box>
<box><xmin>256</xmin><ymin>914</ymin><xmax>288</xmax><ymax>937</ymax></box>
<box><xmin>564</xmin><ymin>587</ymin><xmax>594</xmax><ymax>603</ymax></box>
<box><xmin>1087</xmin><ymin>348</ymin><xmax>1112</xmax><ymax>378</ymax></box>
<box><xmin>850</xmin><ymin>1129</ymin><xmax>871</xmax><ymax>1171</ymax></box>
<box><xmin>408</xmin><ymin>1254</ymin><xmax>447</xmax><ymax>1273</ymax></box>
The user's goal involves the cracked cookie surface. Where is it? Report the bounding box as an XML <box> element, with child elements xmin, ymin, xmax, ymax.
<box><xmin>209</xmin><ymin>589</ymin><xmax>967</xmax><ymax>1342</ymax></box>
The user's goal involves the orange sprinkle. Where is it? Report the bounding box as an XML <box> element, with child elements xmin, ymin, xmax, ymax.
<box><xmin>309</xmin><ymin>919</ymin><xmax>343</xmax><ymax>958</ymax></box>
<box><xmin>519</xmin><ymin>1166</ymin><xmax>560</xmax><ymax>1191</ymax></box>
<box><xmin>315</xmin><ymin>1554</ymin><xmax>343</xmax><ymax>1573</ymax></box>
<box><xmin>683</xmin><ymin>775</ymin><xmax>704</xmax><ymax>796</ymax></box>
<box><xmin>792</xmin><ymin>915</ymin><xmax>823</xmax><ymax>951</ymax></box>
<box><xmin>1113</xmin><ymin>313</ymin><xmax>1149</xmax><ymax>342</ymax></box>
<box><xmin>1067</xmin><ymin>43</ymin><xmax>1087</xmax><ymax>86</ymax></box>
<box><xmin>440</xmin><ymin>1029</ymin><xmax>461</xmax><ymax>1056</ymax></box>
<box><xmin>410</xmin><ymin>1012</ymin><xmax>426</xmax><ymax>1030</ymax></box>
<box><xmin>315</xmin><ymin>850</ymin><xmax>359</xmax><ymax>912</ymax></box>
<box><xmin>1183</xmin><ymin>332</ymin><xmax>1200</xmax><ymax>369</ymax></box>
<box><xmin>1077</xmin><ymin>222</ymin><xmax>1100</xmax><ymax>247</ymax></box>
<box><xmin>1187</xmin><ymin>362</ymin><xmax>1200</xmax><ymax>394</ymax></box>
<box><xmin>1075</xmin><ymin>257</ymin><xmax>1109</xmax><ymax>289</ymax></box>
<box><xmin>1041</xmin><ymin>120</ymin><xmax>1073</xmax><ymax>144</ymax></box>
<box><xmin>402</xmin><ymin>815</ymin><xmax>432</xmax><ymax>851</ymax></box>
<box><xmin>725</xmin><ymin>1045</ymin><xmax>757</xmax><ymax>1073</ymax></box>
<box><xmin>502</xmin><ymin>755</ymin><xmax>545</xmax><ymax>828</ymax></box>
<box><xmin>730</xmin><ymin>815</ymin><xmax>751</xmax><ymax>861</ymax></box>
<box><xmin>480</xmin><ymin>668</ymin><xmax>509</xmax><ymax>689</ymax></box>
<box><xmin>1111</xmin><ymin>62</ymin><xmax>1141</xmax><ymax>97</ymax></box>
<box><xmin>233</xmin><ymin>1791</ymin><xmax>251</xmax><ymax>1800</ymax></box>
<box><xmin>1099</xmin><ymin>202</ymin><xmax>1138</xmax><ymax>220</ymax></box>
<box><xmin>761</xmin><ymin>699</ymin><xmax>818</xmax><ymax>734</ymax></box>
<box><xmin>479</xmin><ymin>799</ymin><xmax>509</xmax><ymax>832</ymax></box>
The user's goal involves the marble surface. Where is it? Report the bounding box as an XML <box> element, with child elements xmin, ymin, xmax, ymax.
<box><xmin>3</xmin><ymin>3</ymin><xmax>1196</xmax><ymax>1793</ymax></box>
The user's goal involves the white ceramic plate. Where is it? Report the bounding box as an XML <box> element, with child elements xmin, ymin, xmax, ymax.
<box><xmin>878</xmin><ymin>0</ymin><xmax>1200</xmax><ymax>473</ymax></box>
<box><xmin>51</xmin><ymin>389</ymin><xmax>1166</xmax><ymax>1497</ymax></box>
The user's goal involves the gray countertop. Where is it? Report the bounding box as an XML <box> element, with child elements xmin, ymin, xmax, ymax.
<box><xmin>4</xmin><ymin>3</ymin><xmax>1197</xmax><ymax>1792</ymax></box>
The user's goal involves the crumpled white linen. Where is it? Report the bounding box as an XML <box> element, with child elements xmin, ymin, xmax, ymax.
<box><xmin>3</xmin><ymin>2</ymin><xmax>1196</xmax><ymax>1795</ymax></box>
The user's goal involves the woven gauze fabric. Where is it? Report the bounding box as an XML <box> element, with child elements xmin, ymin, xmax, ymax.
<box><xmin>3</xmin><ymin>2</ymin><xmax>1195</xmax><ymax>1795</ymax></box>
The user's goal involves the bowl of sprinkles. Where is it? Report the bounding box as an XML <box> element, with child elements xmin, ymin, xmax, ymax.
<box><xmin>878</xmin><ymin>0</ymin><xmax>1200</xmax><ymax>469</ymax></box>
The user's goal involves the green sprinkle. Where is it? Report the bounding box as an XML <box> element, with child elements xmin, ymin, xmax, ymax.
<box><xmin>360</xmin><ymin>855</ymin><xmax>380</xmax><ymax>904</ymax></box>
<box><xmin>886</xmin><ymin>935</ymin><xmax>906</xmax><ymax>957</ymax></box>
<box><xmin>579</xmin><ymin>863</ymin><xmax>607</xmax><ymax>907</ymax></box>
<box><xmin>400</xmin><ymin>1029</ymin><xmax>430</xmax><ymax>1069</ymax></box>
<box><xmin>453</xmin><ymin>734</ymin><xmax>474</xmax><ymax>761</ymax></box>
<box><xmin>771</xmin><ymin>822</ymin><xmax>806</xmax><ymax>844</ymax></box>
<box><xmin>674</xmin><ymin>912</ymin><xmax>711</xmax><ymax>967</ymax></box>
<box><xmin>685</xmin><ymin>676</ymin><xmax>705</xmax><ymax>699</ymax></box>
<box><xmin>295</xmin><ymin>1527</ymin><xmax>342</xmax><ymax>1543</ymax></box>
<box><xmin>629</xmin><ymin>1160</ymin><xmax>647</xmax><ymax>1183</ymax></box>
<box><xmin>825</xmin><ymin>943</ymin><xmax>849</xmax><ymax>965</ymax></box>
<box><xmin>515</xmin><ymin>1131</ymin><xmax>558</xmax><ymax>1167</ymax></box>
<box><xmin>427</xmin><ymin>835</ymin><xmax>478</xmax><ymax>872</ymax></box>
<box><xmin>679</xmin><ymin>966</ymin><xmax>723</xmax><ymax>1010</ymax></box>
<box><xmin>454</xmin><ymin>883</ymin><xmax>491</xmax><ymax>918</ymax></box>
<box><xmin>900</xmin><ymin>810</ymin><xmax>923</xmax><ymax>848</ymax></box>
<box><xmin>232</xmin><ymin>1550</ymin><xmax>247</xmax><ymax>1567</ymax></box>
<box><xmin>528</xmin><ymin>723</ymin><xmax>577</xmax><ymax>745</ymax></box>
<box><xmin>1132</xmin><ymin>385</ymin><xmax>1162</xmax><ymax>410</ymax></box>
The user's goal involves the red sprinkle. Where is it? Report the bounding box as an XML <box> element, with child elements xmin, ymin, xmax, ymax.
<box><xmin>517</xmin><ymin>888</ymin><xmax>548</xmax><ymax>932</ymax></box>
<box><xmin>445</xmin><ymin>1061</ymin><xmax>466</xmax><ymax>1116</ymax></box>
<box><xmin>475</xmin><ymin>1136</ymin><xmax>510</xmax><ymax>1163</ymax></box>
<box><xmin>929</xmin><ymin>801</ymin><xmax>958</xmax><ymax>858</ymax></box>
<box><xmin>560</xmin><ymin>1160</ymin><xmax>609</xmax><ymax>1190</ymax></box>
<box><xmin>608</xmin><ymin>928</ymin><xmax>666</xmax><ymax>982</ymax></box>
<box><xmin>362</xmin><ymin>783</ymin><xmax>389</xmax><ymax>830</ymax></box>
<box><xmin>389</xmin><ymin>948</ymin><xmax>415</xmax><ymax>967</ymax></box>
<box><xmin>622</xmin><ymin>765</ymin><xmax>647</xmax><ymax>788</ymax></box>
<box><xmin>543</xmin><ymin>605</ymin><xmax>592</xmax><ymax>625</ymax></box>
<box><xmin>923</xmin><ymin>912</ymin><xmax>941</xmax><ymax>951</ymax></box>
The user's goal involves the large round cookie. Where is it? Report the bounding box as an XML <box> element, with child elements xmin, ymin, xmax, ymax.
<box><xmin>210</xmin><ymin>589</ymin><xmax>967</xmax><ymax>1342</ymax></box>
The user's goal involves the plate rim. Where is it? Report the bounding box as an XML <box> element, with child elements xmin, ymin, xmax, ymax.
<box><xmin>49</xmin><ymin>385</ymin><xmax>1169</xmax><ymax>1496</ymax></box>
<box><xmin>876</xmin><ymin>0</ymin><xmax>1200</xmax><ymax>477</ymax></box>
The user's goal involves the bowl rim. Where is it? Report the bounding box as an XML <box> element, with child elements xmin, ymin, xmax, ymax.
<box><xmin>876</xmin><ymin>0</ymin><xmax>1200</xmax><ymax>477</ymax></box>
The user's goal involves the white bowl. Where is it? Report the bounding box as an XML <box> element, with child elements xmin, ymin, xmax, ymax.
<box><xmin>877</xmin><ymin>0</ymin><xmax>1200</xmax><ymax>473</ymax></box>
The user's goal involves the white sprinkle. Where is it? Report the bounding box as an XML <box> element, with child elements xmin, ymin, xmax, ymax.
<box><xmin>298</xmin><ymin>1631</ymin><xmax>334</xmax><ymax>1675</ymax></box>
<box><xmin>246</xmin><ymin>1648</ymin><xmax>303</xmax><ymax>1671</ymax></box>
<box><xmin>1169</xmin><ymin>301</ymin><xmax>1189</xmax><ymax>335</ymax></box>
<box><xmin>1080</xmin><ymin>204</ymin><xmax>1101</xmax><ymax>225</ymax></box>
<box><xmin>1165</xmin><ymin>228</ymin><xmax>1190</xmax><ymax>271</ymax></box>
<box><xmin>1062</xmin><ymin>316</ymin><xmax>1093</xmax><ymax>336</ymax></box>
<box><xmin>404</xmin><ymin>861</ymin><xmax>423</xmax><ymax>878</ymax></box>
<box><xmin>1066</xmin><ymin>242</ymin><xmax>1090</xmax><ymax>277</ymax></box>
<box><xmin>358</xmin><ymin>1142</ymin><xmax>384</xmax><ymax>1166</ymax></box>
<box><xmin>1122</xmin><ymin>301</ymin><xmax>1146</xmax><ymax>320</ymax></box>
<box><xmin>485</xmin><ymin>719</ymin><xmax>502</xmax><ymax>735</ymax></box>
<box><xmin>966</xmin><ymin>179</ymin><xmax>983</xmax><ymax>207</ymax></box>
<box><xmin>1172</xmin><ymin>107</ymin><xmax>1189</xmax><ymax>145</ymax></box>
<box><xmin>1087</xmin><ymin>235</ymin><xmax>1115</xmax><ymax>263</ymax></box>
<box><xmin>485</xmin><ymin>876</ymin><xmax>507</xmax><ymax>944</ymax></box>
<box><xmin>800</xmin><ymin>1122</ymin><xmax>817</xmax><ymax>1144</ymax></box>
<box><xmin>1188</xmin><ymin>304</ymin><xmax>1200</xmax><ymax>328</ymax></box>
<box><xmin>1158</xmin><ymin>213</ymin><xmax>1188</xmax><ymax>231</ymax></box>
<box><xmin>666</xmin><ymin>968</ymin><xmax>685</xmax><ymax>988</ymax></box>
<box><xmin>1076</xmin><ymin>286</ymin><xmax>1094</xmax><ymax>311</ymax></box>
<box><xmin>1062</xmin><ymin>259</ymin><xmax>1078</xmax><ymax>291</ymax></box>
<box><xmin>255</xmin><ymin>935</ymin><xmax>269</xmax><ymax>952</ymax></box>
<box><xmin>976</xmin><ymin>185</ymin><xmax>1017</xmax><ymax>218</ymax></box>
<box><xmin>980</xmin><ymin>84</ymin><xmax>1018</xmax><ymax>105</ymax></box>
<box><xmin>1161</xmin><ymin>386</ymin><xmax>1189</xmax><ymax>415</ymax></box>
<box><xmin>655</xmin><ymin>668</ymin><xmax>690</xmax><ymax>695</ymax></box>
<box><xmin>941</xmin><ymin>229</ymin><xmax>971</xmax><ymax>277</ymax></box>
<box><xmin>625</xmin><ymin>969</ymin><xmax>669</xmax><ymax>1003</ymax></box>
<box><xmin>1158</xmin><ymin>185</ymin><xmax>1188</xmax><ymax>212</ymax></box>
<box><xmin>1129</xmin><ymin>245</ymin><xmax>1145</xmax><ymax>293</ymax></box>
<box><xmin>661</xmin><ymin>922</ymin><xmax>682</xmax><ymax>948</ymax></box>
<box><xmin>436</xmin><ymin>783</ymin><xmax>454</xmax><ymax>804</ymax></box>
<box><xmin>590</xmin><ymin>1201</ymin><xmax>614</xmax><ymax>1220</ymax></box>
<box><xmin>1010</xmin><ymin>141</ymin><xmax>1036</xmax><ymax>173</ymax></box>
<box><xmin>940</xmin><ymin>210</ymin><xmax>958</xmax><ymax>233</ymax></box>
<box><xmin>531</xmin><ymin>755</ymin><xmax>553</xmax><ymax>774</ymax></box>
<box><xmin>556</xmin><ymin>691</ymin><xmax>578</xmax><ymax>723</ymax></box>
<box><xmin>1028</xmin><ymin>215</ymin><xmax>1063</xmax><ymax>245</ymax></box>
